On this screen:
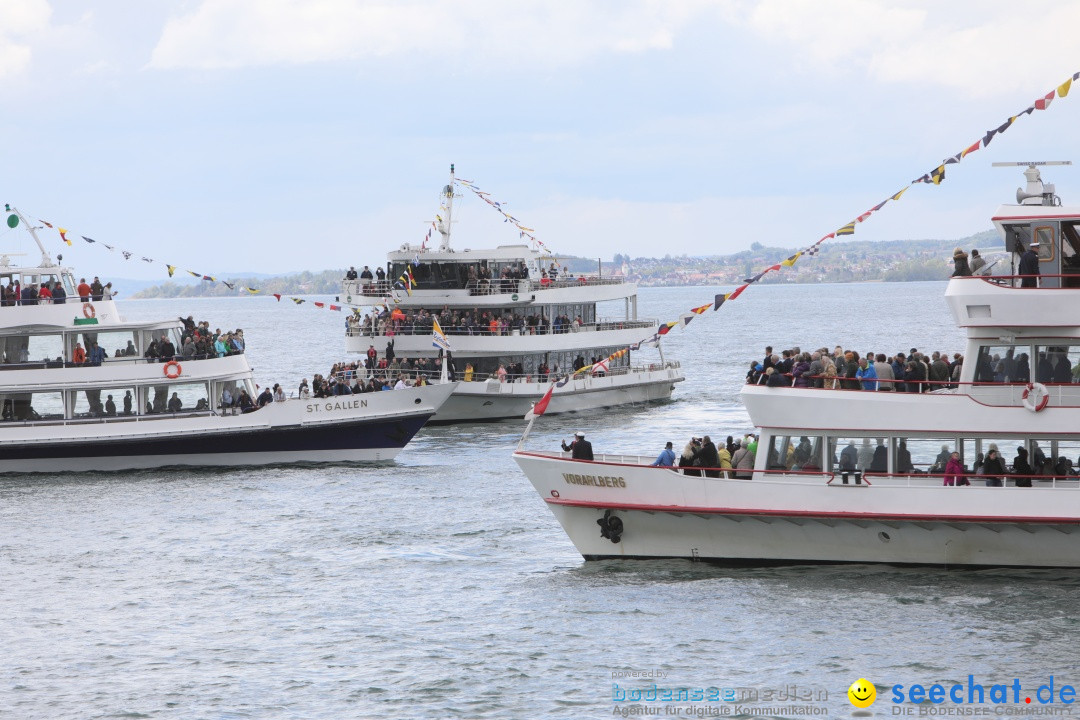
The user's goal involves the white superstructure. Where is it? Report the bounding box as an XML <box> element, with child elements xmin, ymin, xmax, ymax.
<box><xmin>341</xmin><ymin>166</ymin><xmax>683</xmax><ymax>422</ymax></box>
<box><xmin>0</xmin><ymin>208</ymin><xmax>454</xmax><ymax>472</ymax></box>
<box><xmin>514</xmin><ymin>164</ymin><xmax>1080</xmax><ymax>568</ymax></box>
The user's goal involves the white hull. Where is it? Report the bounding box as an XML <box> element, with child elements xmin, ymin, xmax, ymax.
<box><xmin>0</xmin><ymin>383</ymin><xmax>456</xmax><ymax>473</ymax></box>
<box><xmin>433</xmin><ymin>367</ymin><xmax>682</xmax><ymax>422</ymax></box>
<box><xmin>513</xmin><ymin>451</ymin><xmax>1080</xmax><ymax>567</ymax></box>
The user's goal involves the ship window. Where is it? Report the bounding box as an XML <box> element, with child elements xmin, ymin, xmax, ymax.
<box><xmin>76</xmin><ymin>330</ymin><xmax>140</xmax><ymax>361</ymax></box>
<box><xmin>893</xmin><ymin>438</ymin><xmax>959</xmax><ymax>475</ymax></box>
<box><xmin>0</xmin><ymin>390</ymin><xmax>64</xmax><ymax>422</ymax></box>
<box><xmin>72</xmin><ymin>386</ymin><xmax>136</xmax><ymax>418</ymax></box>
<box><xmin>146</xmin><ymin>381</ymin><xmax>209</xmax><ymax>414</ymax></box>
<box><xmin>961</xmin><ymin>438</ymin><xmax>1027</xmax><ymax>479</ymax></box>
<box><xmin>0</xmin><ymin>334</ymin><xmax>64</xmax><ymax>365</ymax></box>
<box><xmin>826</xmin><ymin>437</ymin><xmax>881</xmax><ymax>474</ymax></box>
<box><xmin>973</xmin><ymin>345</ymin><xmax>1030</xmax><ymax>383</ymax></box>
<box><xmin>767</xmin><ymin>435</ymin><xmax>822</xmax><ymax>471</ymax></box>
<box><xmin>1033</xmin><ymin>345</ymin><xmax>1080</xmax><ymax>384</ymax></box>
<box><xmin>1034</xmin><ymin>226</ymin><xmax>1055</xmax><ymax>260</ymax></box>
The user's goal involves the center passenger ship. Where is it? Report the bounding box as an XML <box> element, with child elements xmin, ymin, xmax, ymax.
<box><xmin>0</xmin><ymin>209</ymin><xmax>454</xmax><ymax>472</ymax></box>
<box><xmin>341</xmin><ymin>166</ymin><xmax>684</xmax><ymax>423</ymax></box>
<box><xmin>515</xmin><ymin>163</ymin><xmax>1080</xmax><ymax>568</ymax></box>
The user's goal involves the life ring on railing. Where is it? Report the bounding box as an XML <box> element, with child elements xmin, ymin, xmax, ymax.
<box><xmin>82</xmin><ymin>302</ymin><xmax>95</xmax><ymax>319</ymax></box>
<box><xmin>163</xmin><ymin>360</ymin><xmax>182</xmax><ymax>379</ymax></box>
<box><xmin>1021</xmin><ymin>382</ymin><xmax>1049</xmax><ymax>412</ymax></box>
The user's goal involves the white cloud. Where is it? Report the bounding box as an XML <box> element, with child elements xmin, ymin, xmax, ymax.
<box><xmin>0</xmin><ymin>0</ymin><xmax>51</xmax><ymax>78</ymax></box>
<box><xmin>737</xmin><ymin>0</ymin><xmax>1080</xmax><ymax>97</ymax></box>
<box><xmin>148</xmin><ymin>0</ymin><xmax>729</xmax><ymax>69</ymax></box>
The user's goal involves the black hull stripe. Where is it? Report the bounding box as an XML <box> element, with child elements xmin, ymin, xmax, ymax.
<box><xmin>0</xmin><ymin>415</ymin><xmax>432</xmax><ymax>460</ymax></box>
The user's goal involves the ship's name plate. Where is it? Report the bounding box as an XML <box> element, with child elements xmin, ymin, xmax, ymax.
<box><xmin>306</xmin><ymin>399</ymin><xmax>369</xmax><ymax>413</ymax></box>
<box><xmin>562</xmin><ymin>473</ymin><xmax>626</xmax><ymax>488</ymax></box>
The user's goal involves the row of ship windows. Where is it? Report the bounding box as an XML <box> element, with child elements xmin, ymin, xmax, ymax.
<box><xmin>0</xmin><ymin>380</ymin><xmax>252</xmax><ymax>422</ymax></box>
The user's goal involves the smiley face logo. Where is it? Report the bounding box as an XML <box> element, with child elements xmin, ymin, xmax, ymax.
<box><xmin>848</xmin><ymin>678</ymin><xmax>876</xmax><ymax>708</ymax></box>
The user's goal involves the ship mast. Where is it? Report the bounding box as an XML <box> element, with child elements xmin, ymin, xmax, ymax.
<box><xmin>437</xmin><ymin>163</ymin><xmax>456</xmax><ymax>251</ymax></box>
<box><xmin>6</xmin><ymin>204</ymin><xmax>54</xmax><ymax>267</ymax></box>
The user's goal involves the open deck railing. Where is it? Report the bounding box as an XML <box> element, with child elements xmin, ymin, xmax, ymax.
<box><xmin>346</xmin><ymin>318</ymin><xmax>657</xmax><ymax>338</ymax></box>
<box><xmin>342</xmin><ymin>275</ymin><xmax>629</xmax><ymax>299</ymax></box>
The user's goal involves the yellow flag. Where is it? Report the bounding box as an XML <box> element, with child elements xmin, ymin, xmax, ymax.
<box><xmin>167</xmin><ymin>265</ymin><xmax>176</xmax><ymax>277</ymax></box>
<box><xmin>1060</xmin><ymin>78</ymin><xmax>1073</xmax><ymax>98</ymax></box>
<box><xmin>780</xmin><ymin>251</ymin><xmax>802</xmax><ymax>268</ymax></box>
<box><xmin>891</xmin><ymin>187</ymin><xmax>909</xmax><ymax>201</ymax></box>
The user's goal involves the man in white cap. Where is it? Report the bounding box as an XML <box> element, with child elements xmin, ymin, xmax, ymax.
<box><xmin>561</xmin><ymin>431</ymin><xmax>594</xmax><ymax>460</ymax></box>
<box><xmin>1019</xmin><ymin>240</ymin><xmax>1041</xmax><ymax>288</ymax></box>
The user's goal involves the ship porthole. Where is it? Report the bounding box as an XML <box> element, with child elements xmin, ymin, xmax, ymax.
<box><xmin>414</xmin><ymin>398</ymin><xmax>422</xmax><ymax>404</ymax></box>
<box><xmin>878</xmin><ymin>531</ymin><xmax>891</xmax><ymax>543</ymax></box>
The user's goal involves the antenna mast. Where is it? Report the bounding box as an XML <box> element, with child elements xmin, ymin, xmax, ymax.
<box><xmin>437</xmin><ymin>163</ymin><xmax>456</xmax><ymax>251</ymax></box>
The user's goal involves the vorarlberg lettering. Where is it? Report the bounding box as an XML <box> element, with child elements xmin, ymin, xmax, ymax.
<box><xmin>305</xmin><ymin>399</ymin><xmax>368</xmax><ymax>413</ymax></box>
<box><xmin>891</xmin><ymin>677</ymin><xmax>1075</xmax><ymax>705</ymax></box>
<box><xmin>562</xmin><ymin>473</ymin><xmax>627</xmax><ymax>488</ymax></box>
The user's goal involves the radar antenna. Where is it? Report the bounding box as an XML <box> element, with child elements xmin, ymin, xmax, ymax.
<box><xmin>993</xmin><ymin>161</ymin><xmax>1071</xmax><ymax>206</ymax></box>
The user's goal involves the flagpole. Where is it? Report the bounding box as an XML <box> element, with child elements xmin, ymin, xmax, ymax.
<box><xmin>517</xmin><ymin>413</ymin><xmax>538</xmax><ymax>451</ymax></box>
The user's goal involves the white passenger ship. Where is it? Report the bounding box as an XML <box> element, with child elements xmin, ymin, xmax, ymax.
<box><xmin>0</xmin><ymin>209</ymin><xmax>454</xmax><ymax>472</ymax></box>
<box><xmin>341</xmin><ymin>167</ymin><xmax>683</xmax><ymax>423</ymax></box>
<box><xmin>514</xmin><ymin>163</ymin><xmax>1080</xmax><ymax>568</ymax></box>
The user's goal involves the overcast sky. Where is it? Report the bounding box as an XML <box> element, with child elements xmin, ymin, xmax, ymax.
<box><xmin>1</xmin><ymin>0</ymin><xmax>1078</xmax><ymax>280</ymax></box>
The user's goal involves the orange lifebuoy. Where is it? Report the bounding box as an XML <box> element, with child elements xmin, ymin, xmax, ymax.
<box><xmin>164</xmin><ymin>360</ymin><xmax>182</xmax><ymax>379</ymax></box>
<box><xmin>82</xmin><ymin>303</ymin><xmax>95</xmax><ymax>318</ymax></box>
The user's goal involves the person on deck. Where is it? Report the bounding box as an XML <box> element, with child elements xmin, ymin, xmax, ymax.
<box><xmin>951</xmin><ymin>248</ymin><xmax>972</xmax><ymax>277</ymax></box>
<box><xmin>650</xmin><ymin>441</ymin><xmax>676</xmax><ymax>467</ymax></box>
<box><xmin>561</xmin><ymin>431</ymin><xmax>594</xmax><ymax>460</ymax></box>
<box><xmin>943</xmin><ymin>451</ymin><xmax>969</xmax><ymax>486</ymax></box>
<box><xmin>1019</xmin><ymin>241</ymin><xmax>1041</xmax><ymax>287</ymax></box>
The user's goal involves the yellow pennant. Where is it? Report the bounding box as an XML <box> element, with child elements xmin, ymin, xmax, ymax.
<box><xmin>1060</xmin><ymin>78</ymin><xmax>1073</xmax><ymax>98</ymax></box>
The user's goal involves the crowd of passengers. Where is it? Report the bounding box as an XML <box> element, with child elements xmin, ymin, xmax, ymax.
<box><xmin>345</xmin><ymin>262</ymin><xmax>588</xmax><ymax>294</ymax></box>
<box><xmin>313</xmin><ymin>340</ymin><xmax>610</xmax><ymax>393</ymax></box>
<box><xmin>747</xmin><ymin>343</ymin><xmax>1080</xmax><ymax>390</ymax></box>
<box><xmin>348</xmin><ymin>306</ymin><xmax>593</xmax><ymax>337</ymax></box>
<box><xmin>1</xmin><ymin>276</ymin><xmax>116</xmax><ymax>306</ymax></box>
<box><xmin>62</xmin><ymin>316</ymin><xmax>246</xmax><ymax>365</ymax></box>
<box><xmin>746</xmin><ymin>345</ymin><xmax>966</xmax><ymax>391</ymax></box>
<box><xmin>648</xmin><ymin>432</ymin><xmax>1078</xmax><ymax>487</ymax></box>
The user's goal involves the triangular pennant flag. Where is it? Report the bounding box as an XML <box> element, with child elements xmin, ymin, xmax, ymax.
<box><xmin>930</xmin><ymin>164</ymin><xmax>946</xmax><ymax>185</ymax></box>
<box><xmin>330</xmin><ymin>304</ymin><xmax>341</xmax><ymax>311</ymax></box>
<box><xmin>657</xmin><ymin>321</ymin><xmax>679</xmax><ymax>336</ymax></box>
<box><xmin>292</xmin><ymin>297</ymin><xmax>305</xmax><ymax>305</ymax></box>
<box><xmin>960</xmin><ymin>140</ymin><xmax>981</xmax><ymax>158</ymax></box>
<box><xmin>891</xmin><ymin>188</ymin><xmax>910</xmax><ymax>203</ymax></box>
<box><xmin>121</xmin><ymin>251</ymin><xmax>132</xmax><ymax>260</ymax></box>
<box><xmin>187</xmin><ymin>270</ymin><xmax>200</xmax><ymax>278</ymax></box>
<box><xmin>525</xmin><ymin>383</ymin><xmax>556</xmax><ymax>419</ymax></box>
<box><xmin>714</xmin><ymin>293</ymin><xmax>727</xmax><ymax>311</ymax></box>
<box><xmin>246</xmin><ymin>287</ymin><xmax>259</xmax><ymax>294</ymax></box>
<box><xmin>945</xmin><ymin>153</ymin><xmax>961</xmax><ymax>164</ymax></box>
<box><xmin>58</xmin><ymin>228</ymin><xmax>71</xmax><ymax>246</ymax></box>
<box><xmin>727</xmin><ymin>283</ymin><xmax>749</xmax><ymax>300</ymax></box>
<box><xmin>202</xmin><ymin>275</ymin><xmax>215</xmax><ymax>282</ymax></box>
<box><xmin>856</xmin><ymin>211</ymin><xmax>872</xmax><ymax>223</ymax></box>
<box><xmin>870</xmin><ymin>199</ymin><xmax>888</xmax><ymax>212</ymax></box>
<box><xmin>141</xmin><ymin>257</ymin><xmax>153</xmax><ymax>263</ymax></box>
<box><xmin>39</xmin><ymin>219</ymin><xmax>53</xmax><ymax>228</ymax></box>
<box><xmin>836</xmin><ymin>222</ymin><xmax>856</xmax><ymax>236</ymax></box>
<box><xmin>983</xmin><ymin>128</ymin><xmax>999</xmax><ymax>148</ymax></box>
<box><xmin>780</xmin><ymin>251</ymin><xmax>802</xmax><ymax>268</ymax></box>
<box><xmin>273</xmin><ymin>294</ymin><xmax>281</xmax><ymax>301</ymax></box>
<box><xmin>314</xmin><ymin>302</ymin><xmax>325</xmax><ymax>308</ymax></box>
<box><xmin>82</xmin><ymin>236</ymin><xmax>95</xmax><ymax>243</ymax></box>
<box><xmin>166</xmin><ymin>265</ymin><xmax>176</xmax><ymax>277</ymax></box>
<box><xmin>691</xmin><ymin>303</ymin><xmax>710</xmax><ymax>315</ymax></box>
<box><xmin>1035</xmin><ymin>90</ymin><xmax>1055</xmax><ymax>110</ymax></box>
<box><xmin>678</xmin><ymin>313</ymin><xmax>695</xmax><ymax>329</ymax></box>
<box><xmin>102</xmin><ymin>243</ymin><xmax>114</xmax><ymax>251</ymax></box>
<box><xmin>223</xmin><ymin>281</ymin><xmax>235</xmax><ymax>290</ymax></box>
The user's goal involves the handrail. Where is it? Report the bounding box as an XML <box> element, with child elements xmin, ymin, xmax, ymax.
<box><xmin>328</xmin><ymin>360</ymin><xmax>682</xmax><ymax>386</ymax></box>
<box><xmin>861</xmin><ymin>471</ymin><xmax>1080</xmax><ymax>488</ymax></box>
<box><xmin>750</xmin><ymin>373</ymin><xmax>1080</xmax><ymax>391</ymax></box>
<box><xmin>548</xmin><ymin>450</ymin><xmax>837</xmax><ymax>483</ymax></box>
<box><xmin>346</xmin><ymin>318</ymin><xmax>657</xmax><ymax>338</ymax></box>
<box><xmin>952</xmin><ymin>274</ymin><xmax>1080</xmax><ymax>289</ymax></box>
<box><xmin>342</xmin><ymin>276</ymin><xmax>629</xmax><ymax>298</ymax></box>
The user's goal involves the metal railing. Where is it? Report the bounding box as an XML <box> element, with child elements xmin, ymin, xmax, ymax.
<box><xmin>328</xmin><ymin>360</ymin><xmax>681</xmax><ymax>386</ymax></box>
<box><xmin>342</xmin><ymin>275</ymin><xmax>629</xmax><ymax>299</ymax></box>
<box><xmin>346</xmin><ymin>318</ymin><xmax>657</xmax><ymax>338</ymax></box>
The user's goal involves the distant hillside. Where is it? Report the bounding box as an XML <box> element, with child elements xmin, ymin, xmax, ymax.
<box><xmin>131</xmin><ymin>230</ymin><xmax>1002</xmax><ymax>297</ymax></box>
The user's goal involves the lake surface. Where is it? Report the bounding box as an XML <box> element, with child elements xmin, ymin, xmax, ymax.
<box><xmin>4</xmin><ymin>282</ymin><xmax>1076</xmax><ymax>719</ymax></box>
